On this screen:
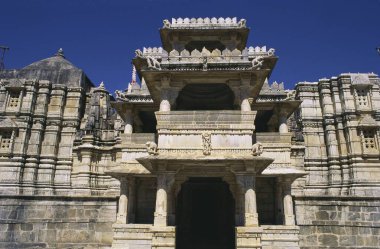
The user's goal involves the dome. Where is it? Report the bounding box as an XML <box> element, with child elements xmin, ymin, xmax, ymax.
<box><xmin>17</xmin><ymin>48</ymin><xmax>94</xmax><ymax>88</ymax></box>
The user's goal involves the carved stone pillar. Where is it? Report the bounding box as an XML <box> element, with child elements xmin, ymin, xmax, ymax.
<box><xmin>159</xmin><ymin>76</ymin><xmax>172</xmax><ymax>112</ymax></box>
<box><xmin>282</xmin><ymin>180</ymin><xmax>295</xmax><ymax>226</ymax></box>
<box><xmin>127</xmin><ymin>177</ymin><xmax>136</xmax><ymax>223</ymax></box>
<box><xmin>279</xmin><ymin>113</ymin><xmax>288</xmax><ymax>133</ymax></box>
<box><xmin>124</xmin><ymin>109</ymin><xmax>133</xmax><ymax>134</ymax></box>
<box><xmin>275</xmin><ymin>179</ymin><xmax>284</xmax><ymax>224</ymax></box>
<box><xmin>154</xmin><ymin>173</ymin><xmax>175</xmax><ymax>227</ymax></box>
<box><xmin>160</xmin><ymin>89</ymin><xmax>171</xmax><ymax>112</ymax></box>
<box><xmin>117</xmin><ymin>177</ymin><xmax>129</xmax><ymax>224</ymax></box>
<box><xmin>325</xmin><ymin>120</ymin><xmax>342</xmax><ymax>195</ymax></box>
<box><xmin>240</xmin><ymin>86</ymin><xmax>251</xmax><ymax>111</ymax></box>
<box><xmin>236</xmin><ymin>174</ymin><xmax>259</xmax><ymax>227</ymax></box>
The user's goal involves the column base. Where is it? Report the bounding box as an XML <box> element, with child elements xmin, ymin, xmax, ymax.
<box><xmin>151</xmin><ymin>226</ymin><xmax>175</xmax><ymax>249</ymax></box>
<box><xmin>116</xmin><ymin>214</ymin><xmax>127</xmax><ymax>224</ymax></box>
<box><xmin>261</xmin><ymin>225</ymin><xmax>300</xmax><ymax>249</ymax></box>
<box><xmin>154</xmin><ymin>212</ymin><xmax>167</xmax><ymax>227</ymax></box>
<box><xmin>245</xmin><ymin>212</ymin><xmax>259</xmax><ymax>227</ymax></box>
<box><xmin>236</xmin><ymin>226</ymin><xmax>263</xmax><ymax>249</ymax></box>
<box><xmin>112</xmin><ymin>224</ymin><xmax>152</xmax><ymax>249</ymax></box>
<box><xmin>284</xmin><ymin>214</ymin><xmax>296</xmax><ymax>226</ymax></box>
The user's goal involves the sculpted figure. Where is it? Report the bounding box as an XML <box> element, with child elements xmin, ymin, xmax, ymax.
<box><xmin>146</xmin><ymin>141</ymin><xmax>158</xmax><ymax>155</ymax></box>
<box><xmin>163</xmin><ymin>19</ymin><xmax>171</xmax><ymax>28</ymax></box>
<box><xmin>134</xmin><ymin>49</ymin><xmax>161</xmax><ymax>70</ymax></box>
<box><xmin>251</xmin><ymin>56</ymin><xmax>264</xmax><ymax>70</ymax></box>
<box><xmin>135</xmin><ymin>49</ymin><xmax>143</xmax><ymax>58</ymax></box>
<box><xmin>115</xmin><ymin>90</ymin><xmax>122</xmax><ymax>98</ymax></box>
<box><xmin>238</xmin><ymin>19</ymin><xmax>246</xmax><ymax>27</ymax></box>
<box><xmin>252</xmin><ymin>142</ymin><xmax>263</xmax><ymax>156</ymax></box>
<box><xmin>268</xmin><ymin>48</ymin><xmax>275</xmax><ymax>56</ymax></box>
<box><xmin>146</xmin><ymin>56</ymin><xmax>161</xmax><ymax>70</ymax></box>
<box><xmin>285</xmin><ymin>90</ymin><xmax>296</xmax><ymax>100</ymax></box>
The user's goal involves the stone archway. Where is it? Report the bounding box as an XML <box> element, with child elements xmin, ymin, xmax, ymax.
<box><xmin>176</xmin><ymin>177</ymin><xmax>235</xmax><ymax>249</ymax></box>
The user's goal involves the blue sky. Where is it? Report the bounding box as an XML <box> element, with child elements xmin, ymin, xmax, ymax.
<box><xmin>1</xmin><ymin>0</ymin><xmax>379</xmax><ymax>94</ymax></box>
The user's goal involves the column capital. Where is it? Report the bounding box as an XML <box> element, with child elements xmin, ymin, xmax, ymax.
<box><xmin>235</xmin><ymin>173</ymin><xmax>256</xmax><ymax>191</ymax></box>
<box><xmin>157</xmin><ymin>172</ymin><xmax>176</xmax><ymax>191</ymax></box>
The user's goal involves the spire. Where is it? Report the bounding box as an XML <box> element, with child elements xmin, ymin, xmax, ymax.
<box><xmin>127</xmin><ymin>66</ymin><xmax>140</xmax><ymax>93</ymax></box>
<box><xmin>141</xmin><ymin>77</ymin><xmax>148</xmax><ymax>93</ymax></box>
<box><xmin>55</xmin><ymin>48</ymin><xmax>65</xmax><ymax>58</ymax></box>
<box><xmin>131</xmin><ymin>66</ymin><xmax>137</xmax><ymax>84</ymax></box>
<box><xmin>262</xmin><ymin>78</ymin><xmax>270</xmax><ymax>90</ymax></box>
<box><xmin>99</xmin><ymin>81</ymin><xmax>105</xmax><ymax>90</ymax></box>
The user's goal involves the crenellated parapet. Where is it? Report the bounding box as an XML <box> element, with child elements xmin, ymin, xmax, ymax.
<box><xmin>134</xmin><ymin>46</ymin><xmax>275</xmax><ymax>72</ymax></box>
<box><xmin>140</xmin><ymin>46</ymin><xmax>273</xmax><ymax>60</ymax></box>
<box><xmin>163</xmin><ymin>17</ymin><xmax>247</xmax><ymax>29</ymax></box>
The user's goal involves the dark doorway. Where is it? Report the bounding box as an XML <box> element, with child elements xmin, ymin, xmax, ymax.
<box><xmin>176</xmin><ymin>178</ymin><xmax>235</xmax><ymax>249</ymax></box>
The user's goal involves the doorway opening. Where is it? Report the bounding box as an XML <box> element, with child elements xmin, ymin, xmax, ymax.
<box><xmin>176</xmin><ymin>177</ymin><xmax>235</xmax><ymax>249</ymax></box>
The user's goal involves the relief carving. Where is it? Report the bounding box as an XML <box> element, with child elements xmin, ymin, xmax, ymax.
<box><xmin>251</xmin><ymin>142</ymin><xmax>263</xmax><ymax>156</ymax></box>
<box><xmin>250</xmin><ymin>56</ymin><xmax>264</xmax><ymax>70</ymax></box>
<box><xmin>202</xmin><ymin>133</ymin><xmax>212</xmax><ymax>155</ymax></box>
<box><xmin>146</xmin><ymin>141</ymin><xmax>158</xmax><ymax>155</ymax></box>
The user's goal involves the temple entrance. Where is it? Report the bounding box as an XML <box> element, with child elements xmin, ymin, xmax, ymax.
<box><xmin>176</xmin><ymin>177</ymin><xmax>235</xmax><ymax>249</ymax></box>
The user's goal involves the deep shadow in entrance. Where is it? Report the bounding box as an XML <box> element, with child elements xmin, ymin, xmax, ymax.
<box><xmin>176</xmin><ymin>178</ymin><xmax>235</xmax><ymax>249</ymax></box>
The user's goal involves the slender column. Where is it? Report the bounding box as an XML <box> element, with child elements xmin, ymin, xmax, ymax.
<box><xmin>275</xmin><ymin>179</ymin><xmax>283</xmax><ymax>224</ymax></box>
<box><xmin>159</xmin><ymin>90</ymin><xmax>171</xmax><ymax>111</ymax></box>
<box><xmin>279</xmin><ymin>113</ymin><xmax>288</xmax><ymax>133</ymax></box>
<box><xmin>127</xmin><ymin>177</ymin><xmax>136</xmax><ymax>223</ymax></box>
<box><xmin>154</xmin><ymin>173</ymin><xmax>175</xmax><ymax>227</ymax></box>
<box><xmin>117</xmin><ymin>177</ymin><xmax>131</xmax><ymax>224</ymax></box>
<box><xmin>124</xmin><ymin>110</ymin><xmax>133</xmax><ymax>134</ymax></box>
<box><xmin>240</xmin><ymin>86</ymin><xmax>251</xmax><ymax>111</ymax></box>
<box><xmin>159</xmin><ymin>76</ymin><xmax>172</xmax><ymax>112</ymax></box>
<box><xmin>277</xmin><ymin>109</ymin><xmax>289</xmax><ymax>133</ymax></box>
<box><xmin>236</xmin><ymin>174</ymin><xmax>259</xmax><ymax>226</ymax></box>
<box><xmin>282</xmin><ymin>179</ymin><xmax>295</xmax><ymax>225</ymax></box>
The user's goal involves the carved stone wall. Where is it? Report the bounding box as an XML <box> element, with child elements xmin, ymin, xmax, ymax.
<box><xmin>294</xmin><ymin>73</ymin><xmax>380</xmax><ymax>249</ymax></box>
<box><xmin>295</xmin><ymin>73</ymin><xmax>380</xmax><ymax>196</ymax></box>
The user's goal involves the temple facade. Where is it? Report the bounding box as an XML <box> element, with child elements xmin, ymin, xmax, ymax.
<box><xmin>0</xmin><ymin>17</ymin><xmax>379</xmax><ymax>249</ymax></box>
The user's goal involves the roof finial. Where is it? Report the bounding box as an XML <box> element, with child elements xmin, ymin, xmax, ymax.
<box><xmin>99</xmin><ymin>81</ymin><xmax>105</xmax><ymax>90</ymax></box>
<box><xmin>56</xmin><ymin>48</ymin><xmax>65</xmax><ymax>58</ymax></box>
<box><xmin>262</xmin><ymin>77</ymin><xmax>270</xmax><ymax>90</ymax></box>
<box><xmin>131</xmin><ymin>66</ymin><xmax>137</xmax><ymax>84</ymax></box>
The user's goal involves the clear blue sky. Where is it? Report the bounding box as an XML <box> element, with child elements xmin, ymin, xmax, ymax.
<box><xmin>1</xmin><ymin>0</ymin><xmax>379</xmax><ymax>94</ymax></box>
